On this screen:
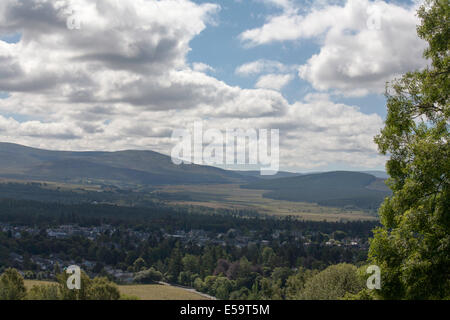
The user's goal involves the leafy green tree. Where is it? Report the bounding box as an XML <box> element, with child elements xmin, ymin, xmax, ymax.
<box><xmin>229</xmin><ymin>287</ymin><xmax>250</xmax><ymax>300</ymax></box>
<box><xmin>193</xmin><ymin>277</ymin><xmax>205</xmax><ymax>292</ymax></box>
<box><xmin>182</xmin><ymin>254</ymin><xmax>200</xmax><ymax>274</ymax></box>
<box><xmin>258</xmin><ymin>277</ymin><xmax>283</xmax><ymax>300</ymax></box>
<box><xmin>27</xmin><ymin>284</ymin><xmax>60</xmax><ymax>300</ymax></box>
<box><xmin>343</xmin><ymin>265</ymin><xmax>380</xmax><ymax>300</ymax></box>
<box><xmin>132</xmin><ymin>257</ymin><xmax>146</xmax><ymax>272</ymax></box>
<box><xmin>214</xmin><ymin>277</ymin><xmax>234</xmax><ymax>300</ymax></box>
<box><xmin>261</xmin><ymin>247</ymin><xmax>277</xmax><ymax>268</ymax></box>
<box><xmin>167</xmin><ymin>247</ymin><xmax>183</xmax><ymax>282</ymax></box>
<box><xmin>203</xmin><ymin>275</ymin><xmax>218</xmax><ymax>296</ymax></box>
<box><xmin>271</xmin><ymin>267</ymin><xmax>293</xmax><ymax>287</ymax></box>
<box><xmin>53</xmin><ymin>262</ymin><xmax>61</xmax><ymax>275</ymax></box>
<box><xmin>370</xmin><ymin>0</ymin><xmax>449</xmax><ymax>300</ymax></box>
<box><xmin>0</xmin><ymin>268</ymin><xmax>27</xmax><ymax>300</ymax></box>
<box><xmin>134</xmin><ymin>267</ymin><xmax>163</xmax><ymax>284</ymax></box>
<box><xmin>179</xmin><ymin>271</ymin><xmax>200</xmax><ymax>287</ymax></box>
<box><xmin>285</xmin><ymin>268</ymin><xmax>317</xmax><ymax>300</ymax></box>
<box><xmin>88</xmin><ymin>277</ymin><xmax>120</xmax><ymax>300</ymax></box>
<box><xmin>300</xmin><ymin>264</ymin><xmax>364</xmax><ymax>300</ymax></box>
<box><xmin>333</xmin><ymin>231</ymin><xmax>347</xmax><ymax>241</ymax></box>
<box><xmin>56</xmin><ymin>271</ymin><xmax>121</xmax><ymax>300</ymax></box>
<box><xmin>56</xmin><ymin>270</ymin><xmax>92</xmax><ymax>300</ymax></box>
<box><xmin>248</xmin><ymin>281</ymin><xmax>261</xmax><ymax>300</ymax></box>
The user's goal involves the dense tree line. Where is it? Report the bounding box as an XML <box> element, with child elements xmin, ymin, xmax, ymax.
<box><xmin>0</xmin><ymin>196</ymin><xmax>377</xmax><ymax>300</ymax></box>
<box><xmin>0</xmin><ymin>198</ymin><xmax>377</xmax><ymax>235</ymax></box>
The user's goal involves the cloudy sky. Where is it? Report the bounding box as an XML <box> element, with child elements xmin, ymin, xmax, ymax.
<box><xmin>0</xmin><ymin>0</ymin><xmax>428</xmax><ymax>172</ymax></box>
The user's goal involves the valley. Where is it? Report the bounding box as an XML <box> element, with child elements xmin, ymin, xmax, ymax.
<box><xmin>0</xmin><ymin>143</ymin><xmax>389</xmax><ymax>221</ymax></box>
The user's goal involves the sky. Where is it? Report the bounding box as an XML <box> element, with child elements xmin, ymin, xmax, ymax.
<box><xmin>0</xmin><ymin>0</ymin><xmax>428</xmax><ymax>172</ymax></box>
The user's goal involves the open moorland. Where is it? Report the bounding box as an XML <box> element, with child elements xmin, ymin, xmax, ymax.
<box><xmin>154</xmin><ymin>184</ymin><xmax>378</xmax><ymax>221</ymax></box>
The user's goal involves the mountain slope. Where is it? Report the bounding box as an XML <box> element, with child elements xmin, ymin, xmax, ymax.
<box><xmin>360</xmin><ymin>170</ymin><xmax>389</xmax><ymax>179</ymax></box>
<box><xmin>233</xmin><ymin>170</ymin><xmax>302</xmax><ymax>180</ymax></box>
<box><xmin>242</xmin><ymin>171</ymin><xmax>391</xmax><ymax>210</ymax></box>
<box><xmin>0</xmin><ymin>142</ymin><xmax>250</xmax><ymax>186</ymax></box>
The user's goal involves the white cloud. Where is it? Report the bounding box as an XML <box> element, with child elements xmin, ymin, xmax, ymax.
<box><xmin>255</xmin><ymin>73</ymin><xmax>294</xmax><ymax>90</ymax></box>
<box><xmin>194</xmin><ymin>93</ymin><xmax>386</xmax><ymax>169</ymax></box>
<box><xmin>0</xmin><ymin>115</ymin><xmax>82</xmax><ymax>140</ymax></box>
<box><xmin>0</xmin><ymin>0</ymin><xmax>388</xmax><ymax>170</ymax></box>
<box><xmin>240</xmin><ymin>0</ymin><xmax>428</xmax><ymax>96</ymax></box>
<box><xmin>235</xmin><ymin>59</ymin><xmax>295</xmax><ymax>76</ymax></box>
<box><xmin>192</xmin><ymin>62</ymin><xmax>215</xmax><ymax>73</ymax></box>
<box><xmin>273</xmin><ymin>93</ymin><xmax>386</xmax><ymax>169</ymax></box>
<box><xmin>258</xmin><ymin>0</ymin><xmax>296</xmax><ymax>12</ymax></box>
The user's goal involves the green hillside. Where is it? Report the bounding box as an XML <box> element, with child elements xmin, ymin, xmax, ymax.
<box><xmin>0</xmin><ymin>142</ymin><xmax>249</xmax><ymax>186</ymax></box>
<box><xmin>241</xmin><ymin>171</ymin><xmax>391</xmax><ymax>210</ymax></box>
<box><xmin>233</xmin><ymin>170</ymin><xmax>302</xmax><ymax>179</ymax></box>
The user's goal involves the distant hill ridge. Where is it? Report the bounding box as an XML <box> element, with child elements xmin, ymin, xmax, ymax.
<box><xmin>0</xmin><ymin>143</ymin><xmax>391</xmax><ymax>211</ymax></box>
<box><xmin>0</xmin><ymin>142</ymin><xmax>250</xmax><ymax>186</ymax></box>
<box><xmin>241</xmin><ymin>171</ymin><xmax>391</xmax><ymax>210</ymax></box>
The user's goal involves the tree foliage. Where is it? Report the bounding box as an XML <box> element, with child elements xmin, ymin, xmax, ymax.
<box><xmin>27</xmin><ymin>284</ymin><xmax>60</xmax><ymax>300</ymax></box>
<box><xmin>370</xmin><ymin>0</ymin><xmax>449</xmax><ymax>299</ymax></box>
<box><xmin>300</xmin><ymin>264</ymin><xmax>364</xmax><ymax>300</ymax></box>
<box><xmin>134</xmin><ymin>267</ymin><xmax>163</xmax><ymax>284</ymax></box>
<box><xmin>0</xmin><ymin>268</ymin><xmax>121</xmax><ymax>300</ymax></box>
<box><xmin>0</xmin><ymin>268</ymin><xmax>27</xmax><ymax>300</ymax></box>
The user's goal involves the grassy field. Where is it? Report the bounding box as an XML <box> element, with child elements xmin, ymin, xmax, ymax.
<box><xmin>0</xmin><ymin>178</ymin><xmax>104</xmax><ymax>192</ymax></box>
<box><xmin>156</xmin><ymin>184</ymin><xmax>377</xmax><ymax>221</ymax></box>
<box><xmin>1</xmin><ymin>178</ymin><xmax>378</xmax><ymax>221</ymax></box>
<box><xmin>119</xmin><ymin>284</ymin><xmax>209</xmax><ymax>300</ymax></box>
<box><xmin>24</xmin><ymin>280</ymin><xmax>209</xmax><ymax>300</ymax></box>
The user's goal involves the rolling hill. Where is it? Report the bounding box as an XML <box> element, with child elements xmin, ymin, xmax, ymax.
<box><xmin>0</xmin><ymin>143</ymin><xmax>391</xmax><ymax>213</ymax></box>
<box><xmin>0</xmin><ymin>142</ymin><xmax>251</xmax><ymax>186</ymax></box>
<box><xmin>233</xmin><ymin>170</ymin><xmax>303</xmax><ymax>179</ymax></box>
<box><xmin>241</xmin><ymin>171</ymin><xmax>391</xmax><ymax>210</ymax></box>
